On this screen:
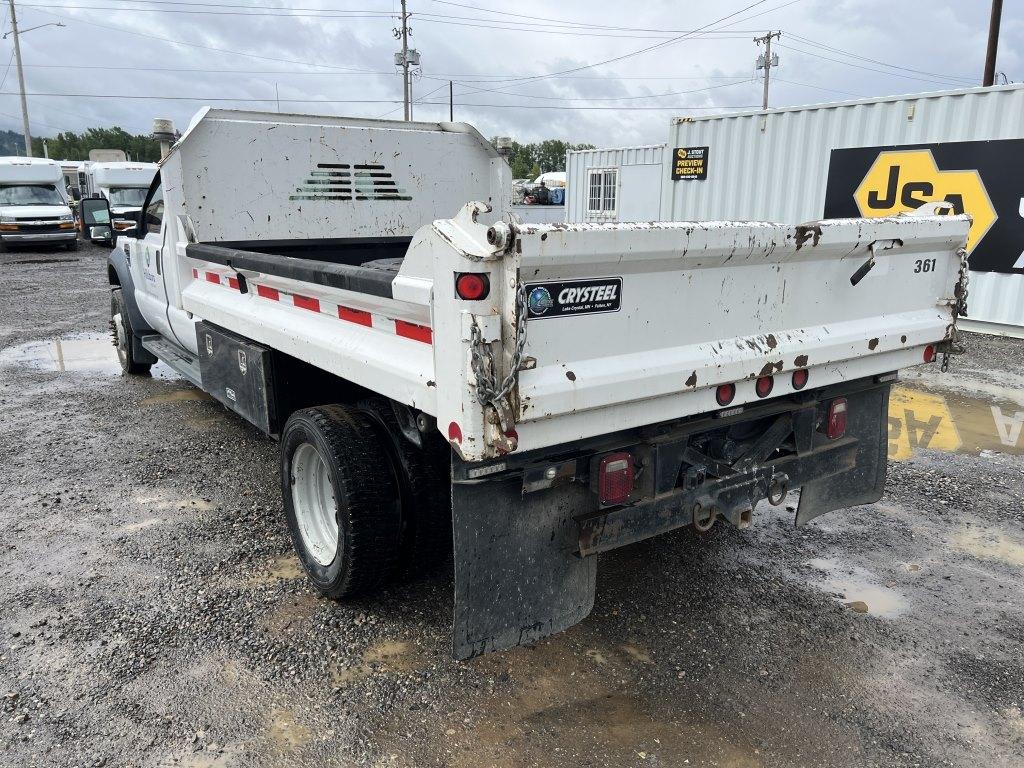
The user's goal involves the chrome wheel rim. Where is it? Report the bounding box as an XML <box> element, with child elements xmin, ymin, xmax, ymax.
<box><xmin>291</xmin><ymin>442</ymin><xmax>339</xmax><ymax>566</ymax></box>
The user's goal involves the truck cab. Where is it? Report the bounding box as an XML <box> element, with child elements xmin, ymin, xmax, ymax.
<box><xmin>86</xmin><ymin>161</ymin><xmax>158</xmax><ymax>244</ymax></box>
<box><xmin>0</xmin><ymin>157</ymin><xmax>78</xmax><ymax>250</ymax></box>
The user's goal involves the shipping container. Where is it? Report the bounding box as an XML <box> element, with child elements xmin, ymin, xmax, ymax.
<box><xmin>565</xmin><ymin>144</ymin><xmax>665</xmax><ymax>224</ymax></box>
<box><xmin>663</xmin><ymin>84</ymin><xmax>1024</xmax><ymax>337</ymax></box>
<box><xmin>565</xmin><ymin>85</ymin><xmax>1024</xmax><ymax>336</ymax></box>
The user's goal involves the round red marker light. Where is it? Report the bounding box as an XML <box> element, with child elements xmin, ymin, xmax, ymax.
<box><xmin>923</xmin><ymin>344</ymin><xmax>936</xmax><ymax>363</ymax></box>
<box><xmin>716</xmin><ymin>383</ymin><xmax>736</xmax><ymax>407</ymax></box>
<box><xmin>455</xmin><ymin>273</ymin><xmax>489</xmax><ymax>301</ymax></box>
<box><xmin>755</xmin><ymin>376</ymin><xmax>774</xmax><ymax>398</ymax></box>
<box><xmin>792</xmin><ymin>369</ymin><xmax>809</xmax><ymax>390</ymax></box>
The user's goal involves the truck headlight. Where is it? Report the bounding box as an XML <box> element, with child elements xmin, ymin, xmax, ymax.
<box><xmin>0</xmin><ymin>215</ymin><xmax>15</xmax><ymax>224</ymax></box>
<box><xmin>59</xmin><ymin>213</ymin><xmax>74</xmax><ymax>222</ymax></box>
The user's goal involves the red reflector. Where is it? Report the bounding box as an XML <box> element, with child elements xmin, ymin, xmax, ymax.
<box><xmin>923</xmin><ymin>344</ymin><xmax>936</xmax><ymax>363</ymax></box>
<box><xmin>792</xmin><ymin>368</ymin><xmax>808</xmax><ymax>390</ymax></box>
<box><xmin>598</xmin><ymin>452</ymin><xmax>634</xmax><ymax>505</ymax></box>
<box><xmin>755</xmin><ymin>376</ymin><xmax>774</xmax><ymax>398</ymax></box>
<box><xmin>826</xmin><ymin>397</ymin><xmax>848</xmax><ymax>439</ymax></box>
<box><xmin>455</xmin><ymin>273</ymin><xmax>489</xmax><ymax>301</ymax></box>
<box><xmin>716</xmin><ymin>383</ymin><xmax>736</xmax><ymax>406</ymax></box>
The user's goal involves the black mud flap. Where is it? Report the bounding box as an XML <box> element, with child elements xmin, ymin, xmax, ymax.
<box><xmin>451</xmin><ymin>471</ymin><xmax>597</xmax><ymax>660</ymax></box>
<box><xmin>796</xmin><ymin>383</ymin><xmax>891</xmax><ymax>525</ymax></box>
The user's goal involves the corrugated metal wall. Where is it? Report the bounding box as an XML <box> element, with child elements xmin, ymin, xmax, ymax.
<box><xmin>661</xmin><ymin>85</ymin><xmax>1024</xmax><ymax>337</ymax></box>
<box><xmin>565</xmin><ymin>144</ymin><xmax>665</xmax><ymax>223</ymax></box>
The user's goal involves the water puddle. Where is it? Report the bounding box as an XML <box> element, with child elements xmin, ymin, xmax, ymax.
<box><xmin>266</xmin><ymin>707</ymin><xmax>311</xmax><ymax>753</ymax></box>
<box><xmin>249</xmin><ymin>554</ymin><xmax>303</xmax><ymax>586</ymax></box>
<box><xmin>142</xmin><ymin>388</ymin><xmax>211</xmax><ymax>405</ymax></box>
<box><xmin>0</xmin><ymin>332</ymin><xmax>178</xmax><ymax>379</ymax></box>
<box><xmin>949</xmin><ymin>526</ymin><xmax>1024</xmax><ymax>568</ymax></box>
<box><xmin>133</xmin><ymin>492</ymin><xmax>216</xmax><ymax>513</ymax></box>
<box><xmin>332</xmin><ymin>639</ymin><xmax>430</xmax><ymax>686</ymax></box>
<box><xmin>888</xmin><ymin>384</ymin><xmax>1024</xmax><ymax>460</ymax></box>
<box><xmin>805</xmin><ymin>557</ymin><xmax>908</xmax><ymax>617</ymax></box>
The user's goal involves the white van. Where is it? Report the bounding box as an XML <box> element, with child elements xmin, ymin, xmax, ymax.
<box><xmin>87</xmin><ymin>162</ymin><xmax>158</xmax><ymax>242</ymax></box>
<box><xmin>0</xmin><ymin>157</ymin><xmax>77</xmax><ymax>250</ymax></box>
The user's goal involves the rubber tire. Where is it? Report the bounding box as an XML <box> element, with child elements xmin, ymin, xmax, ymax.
<box><xmin>281</xmin><ymin>405</ymin><xmax>403</xmax><ymax>598</ymax></box>
<box><xmin>110</xmin><ymin>288</ymin><xmax>152</xmax><ymax>375</ymax></box>
<box><xmin>357</xmin><ymin>397</ymin><xmax>452</xmax><ymax>578</ymax></box>
<box><xmin>65</xmin><ymin>238</ymin><xmax>79</xmax><ymax>251</ymax></box>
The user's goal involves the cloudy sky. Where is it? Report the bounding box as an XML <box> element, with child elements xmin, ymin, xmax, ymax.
<box><xmin>0</xmin><ymin>0</ymin><xmax>1018</xmax><ymax>147</ymax></box>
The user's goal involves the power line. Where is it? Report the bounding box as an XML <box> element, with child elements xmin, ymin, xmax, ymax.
<box><xmin>787</xmin><ymin>33</ymin><xmax>976</xmax><ymax>84</ymax></box>
<box><xmin>15</xmin><ymin>63</ymin><xmax>755</xmax><ymax>81</ymax></box>
<box><xmin>452</xmin><ymin>78</ymin><xmax>755</xmax><ymax>102</ymax></box>
<box><xmin>24</xmin><ymin>6</ymin><xmax>384</xmax><ymax>72</ymax></box>
<box><xmin>24</xmin><ymin>3</ymin><xmax>768</xmax><ymax>40</ymax></box>
<box><xmin>451</xmin><ymin>0</ymin><xmax>784</xmax><ymax>85</ymax></box>
<box><xmin>775</xmin><ymin>42</ymin><xmax>976</xmax><ymax>87</ymax></box>
<box><xmin>0</xmin><ymin>90</ymin><xmax>759</xmax><ymax>110</ymax></box>
<box><xmin>771</xmin><ymin>78</ymin><xmax>865</xmax><ymax>98</ymax></box>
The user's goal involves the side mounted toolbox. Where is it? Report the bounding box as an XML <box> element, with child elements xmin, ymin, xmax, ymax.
<box><xmin>196</xmin><ymin>322</ymin><xmax>278</xmax><ymax>435</ymax></box>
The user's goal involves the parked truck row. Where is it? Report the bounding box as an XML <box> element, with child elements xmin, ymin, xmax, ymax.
<box><xmin>93</xmin><ymin>108</ymin><xmax>971</xmax><ymax>659</ymax></box>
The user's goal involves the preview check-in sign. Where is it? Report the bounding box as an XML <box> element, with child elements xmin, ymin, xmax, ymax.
<box><xmin>824</xmin><ymin>139</ymin><xmax>1024</xmax><ymax>274</ymax></box>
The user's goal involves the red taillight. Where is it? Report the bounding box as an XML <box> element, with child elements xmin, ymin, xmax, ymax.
<box><xmin>826</xmin><ymin>397</ymin><xmax>848</xmax><ymax>439</ymax></box>
<box><xmin>455</xmin><ymin>273</ymin><xmax>489</xmax><ymax>301</ymax></box>
<box><xmin>792</xmin><ymin>368</ymin><xmax>808</xmax><ymax>390</ymax></box>
<box><xmin>923</xmin><ymin>344</ymin><xmax>936</xmax><ymax>363</ymax></box>
<box><xmin>716</xmin><ymin>383</ymin><xmax>736</xmax><ymax>406</ymax></box>
<box><xmin>755</xmin><ymin>376</ymin><xmax>774</xmax><ymax>398</ymax></box>
<box><xmin>598</xmin><ymin>452</ymin><xmax>634</xmax><ymax>505</ymax></box>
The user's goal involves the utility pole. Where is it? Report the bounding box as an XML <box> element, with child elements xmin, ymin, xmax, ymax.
<box><xmin>393</xmin><ymin>1</ymin><xmax>419</xmax><ymax>121</ymax></box>
<box><xmin>449</xmin><ymin>80</ymin><xmax>453</xmax><ymax>122</ymax></box>
<box><xmin>400</xmin><ymin>0</ymin><xmax>410</xmax><ymax>120</ymax></box>
<box><xmin>983</xmin><ymin>0</ymin><xmax>1003</xmax><ymax>87</ymax></box>
<box><xmin>754</xmin><ymin>31</ymin><xmax>781</xmax><ymax>112</ymax></box>
<box><xmin>8</xmin><ymin>0</ymin><xmax>32</xmax><ymax>156</ymax></box>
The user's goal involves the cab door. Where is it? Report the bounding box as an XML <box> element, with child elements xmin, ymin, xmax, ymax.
<box><xmin>130</xmin><ymin>177</ymin><xmax>173</xmax><ymax>338</ymax></box>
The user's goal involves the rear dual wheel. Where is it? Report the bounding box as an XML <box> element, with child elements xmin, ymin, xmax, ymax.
<box><xmin>280</xmin><ymin>403</ymin><xmax>450</xmax><ymax>598</ymax></box>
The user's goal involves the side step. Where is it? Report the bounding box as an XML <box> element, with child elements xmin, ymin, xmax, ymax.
<box><xmin>140</xmin><ymin>334</ymin><xmax>203</xmax><ymax>388</ymax></box>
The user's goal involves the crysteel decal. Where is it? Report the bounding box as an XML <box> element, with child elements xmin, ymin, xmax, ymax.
<box><xmin>524</xmin><ymin>277</ymin><xmax>622</xmax><ymax>320</ymax></box>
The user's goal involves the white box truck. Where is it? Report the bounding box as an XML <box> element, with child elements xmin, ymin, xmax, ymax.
<box><xmin>100</xmin><ymin>109</ymin><xmax>970</xmax><ymax>658</ymax></box>
<box><xmin>86</xmin><ymin>161</ymin><xmax>158</xmax><ymax>245</ymax></box>
<box><xmin>0</xmin><ymin>157</ymin><xmax>77</xmax><ymax>250</ymax></box>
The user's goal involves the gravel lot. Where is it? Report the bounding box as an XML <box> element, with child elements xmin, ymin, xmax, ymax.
<box><xmin>1</xmin><ymin>242</ymin><xmax>1022</xmax><ymax>768</ymax></box>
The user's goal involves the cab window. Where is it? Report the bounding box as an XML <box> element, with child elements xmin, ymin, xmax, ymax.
<box><xmin>144</xmin><ymin>182</ymin><xmax>164</xmax><ymax>232</ymax></box>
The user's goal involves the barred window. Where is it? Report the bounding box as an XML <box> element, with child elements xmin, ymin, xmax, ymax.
<box><xmin>586</xmin><ymin>168</ymin><xmax>617</xmax><ymax>215</ymax></box>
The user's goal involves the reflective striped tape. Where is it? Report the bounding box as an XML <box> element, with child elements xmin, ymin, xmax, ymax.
<box><xmin>194</xmin><ymin>269</ymin><xmax>432</xmax><ymax>345</ymax></box>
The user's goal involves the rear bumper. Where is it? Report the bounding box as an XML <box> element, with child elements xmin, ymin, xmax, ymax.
<box><xmin>449</xmin><ymin>377</ymin><xmax>891</xmax><ymax>658</ymax></box>
<box><xmin>575</xmin><ymin>434</ymin><xmax>858</xmax><ymax>556</ymax></box>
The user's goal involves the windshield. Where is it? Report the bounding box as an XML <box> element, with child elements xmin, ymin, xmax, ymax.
<box><xmin>108</xmin><ymin>187</ymin><xmax>147</xmax><ymax>207</ymax></box>
<box><xmin>0</xmin><ymin>184</ymin><xmax>63</xmax><ymax>206</ymax></box>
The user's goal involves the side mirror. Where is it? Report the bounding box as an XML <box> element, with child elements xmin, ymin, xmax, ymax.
<box><xmin>79</xmin><ymin>197</ymin><xmax>114</xmax><ymax>244</ymax></box>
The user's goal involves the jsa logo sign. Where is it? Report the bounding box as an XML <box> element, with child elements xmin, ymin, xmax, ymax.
<box><xmin>853</xmin><ymin>149</ymin><xmax>996</xmax><ymax>253</ymax></box>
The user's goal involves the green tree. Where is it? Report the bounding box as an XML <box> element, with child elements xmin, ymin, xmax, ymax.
<box><xmin>495</xmin><ymin>137</ymin><xmax>595</xmax><ymax>179</ymax></box>
<box><xmin>30</xmin><ymin>127</ymin><xmax>161</xmax><ymax>162</ymax></box>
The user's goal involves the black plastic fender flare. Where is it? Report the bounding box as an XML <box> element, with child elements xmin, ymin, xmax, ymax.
<box><xmin>107</xmin><ymin>245</ymin><xmax>157</xmax><ymax>360</ymax></box>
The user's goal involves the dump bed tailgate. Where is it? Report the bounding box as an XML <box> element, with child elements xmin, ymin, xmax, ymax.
<box><xmin>501</xmin><ymin>215</ymin><xmax>968</xmax><ymax>454</ymax></box>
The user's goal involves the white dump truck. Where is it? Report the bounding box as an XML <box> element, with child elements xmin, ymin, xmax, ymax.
<box><xmin>101</xmin><ymin>109</ymin><xmax>970</xmax><ymax>659</ymax></box>
<box><xmin>0</xmin><ymin>157</ymin><xmax>77</xmax><ymax>250</ymax></box>
<box><xmin>86</xmin><ymin>161</ymin><xmax>158</xmax><ymax>244</ymax></box>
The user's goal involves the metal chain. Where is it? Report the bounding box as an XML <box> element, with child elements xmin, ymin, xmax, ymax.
<box><xmin>942</xmin><ymin>246</ymin><xmax>970</xmax><ymax>372</ymax></box>
<box><xmin>469</xmin><ymin>282</ymin><xmax>529</xmax><ymax>406</ymax></box>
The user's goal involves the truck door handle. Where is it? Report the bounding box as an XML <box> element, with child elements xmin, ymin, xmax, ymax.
<box><xmin>155</xmin><ymin>249</ymin><xmax>161</xmax><ymax>275</ymax></box>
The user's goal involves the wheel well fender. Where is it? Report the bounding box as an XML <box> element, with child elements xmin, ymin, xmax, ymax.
<box><xmin>107</xmin><ymin>247</ymin><xmax>155</xmax><ymax>337</ymax></box>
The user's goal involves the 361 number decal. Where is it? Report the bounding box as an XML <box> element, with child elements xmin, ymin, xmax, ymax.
<box><xmin>914</xmin><ymin>258</ymin><xmax>937</xmax><ymax>273</ymax></box>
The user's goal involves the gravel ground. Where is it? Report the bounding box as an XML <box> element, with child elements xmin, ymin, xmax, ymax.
<box><xmin>1</xmin><ymin>242</ymin><xmax>1022</xmax><ymax>768</ymax></box>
